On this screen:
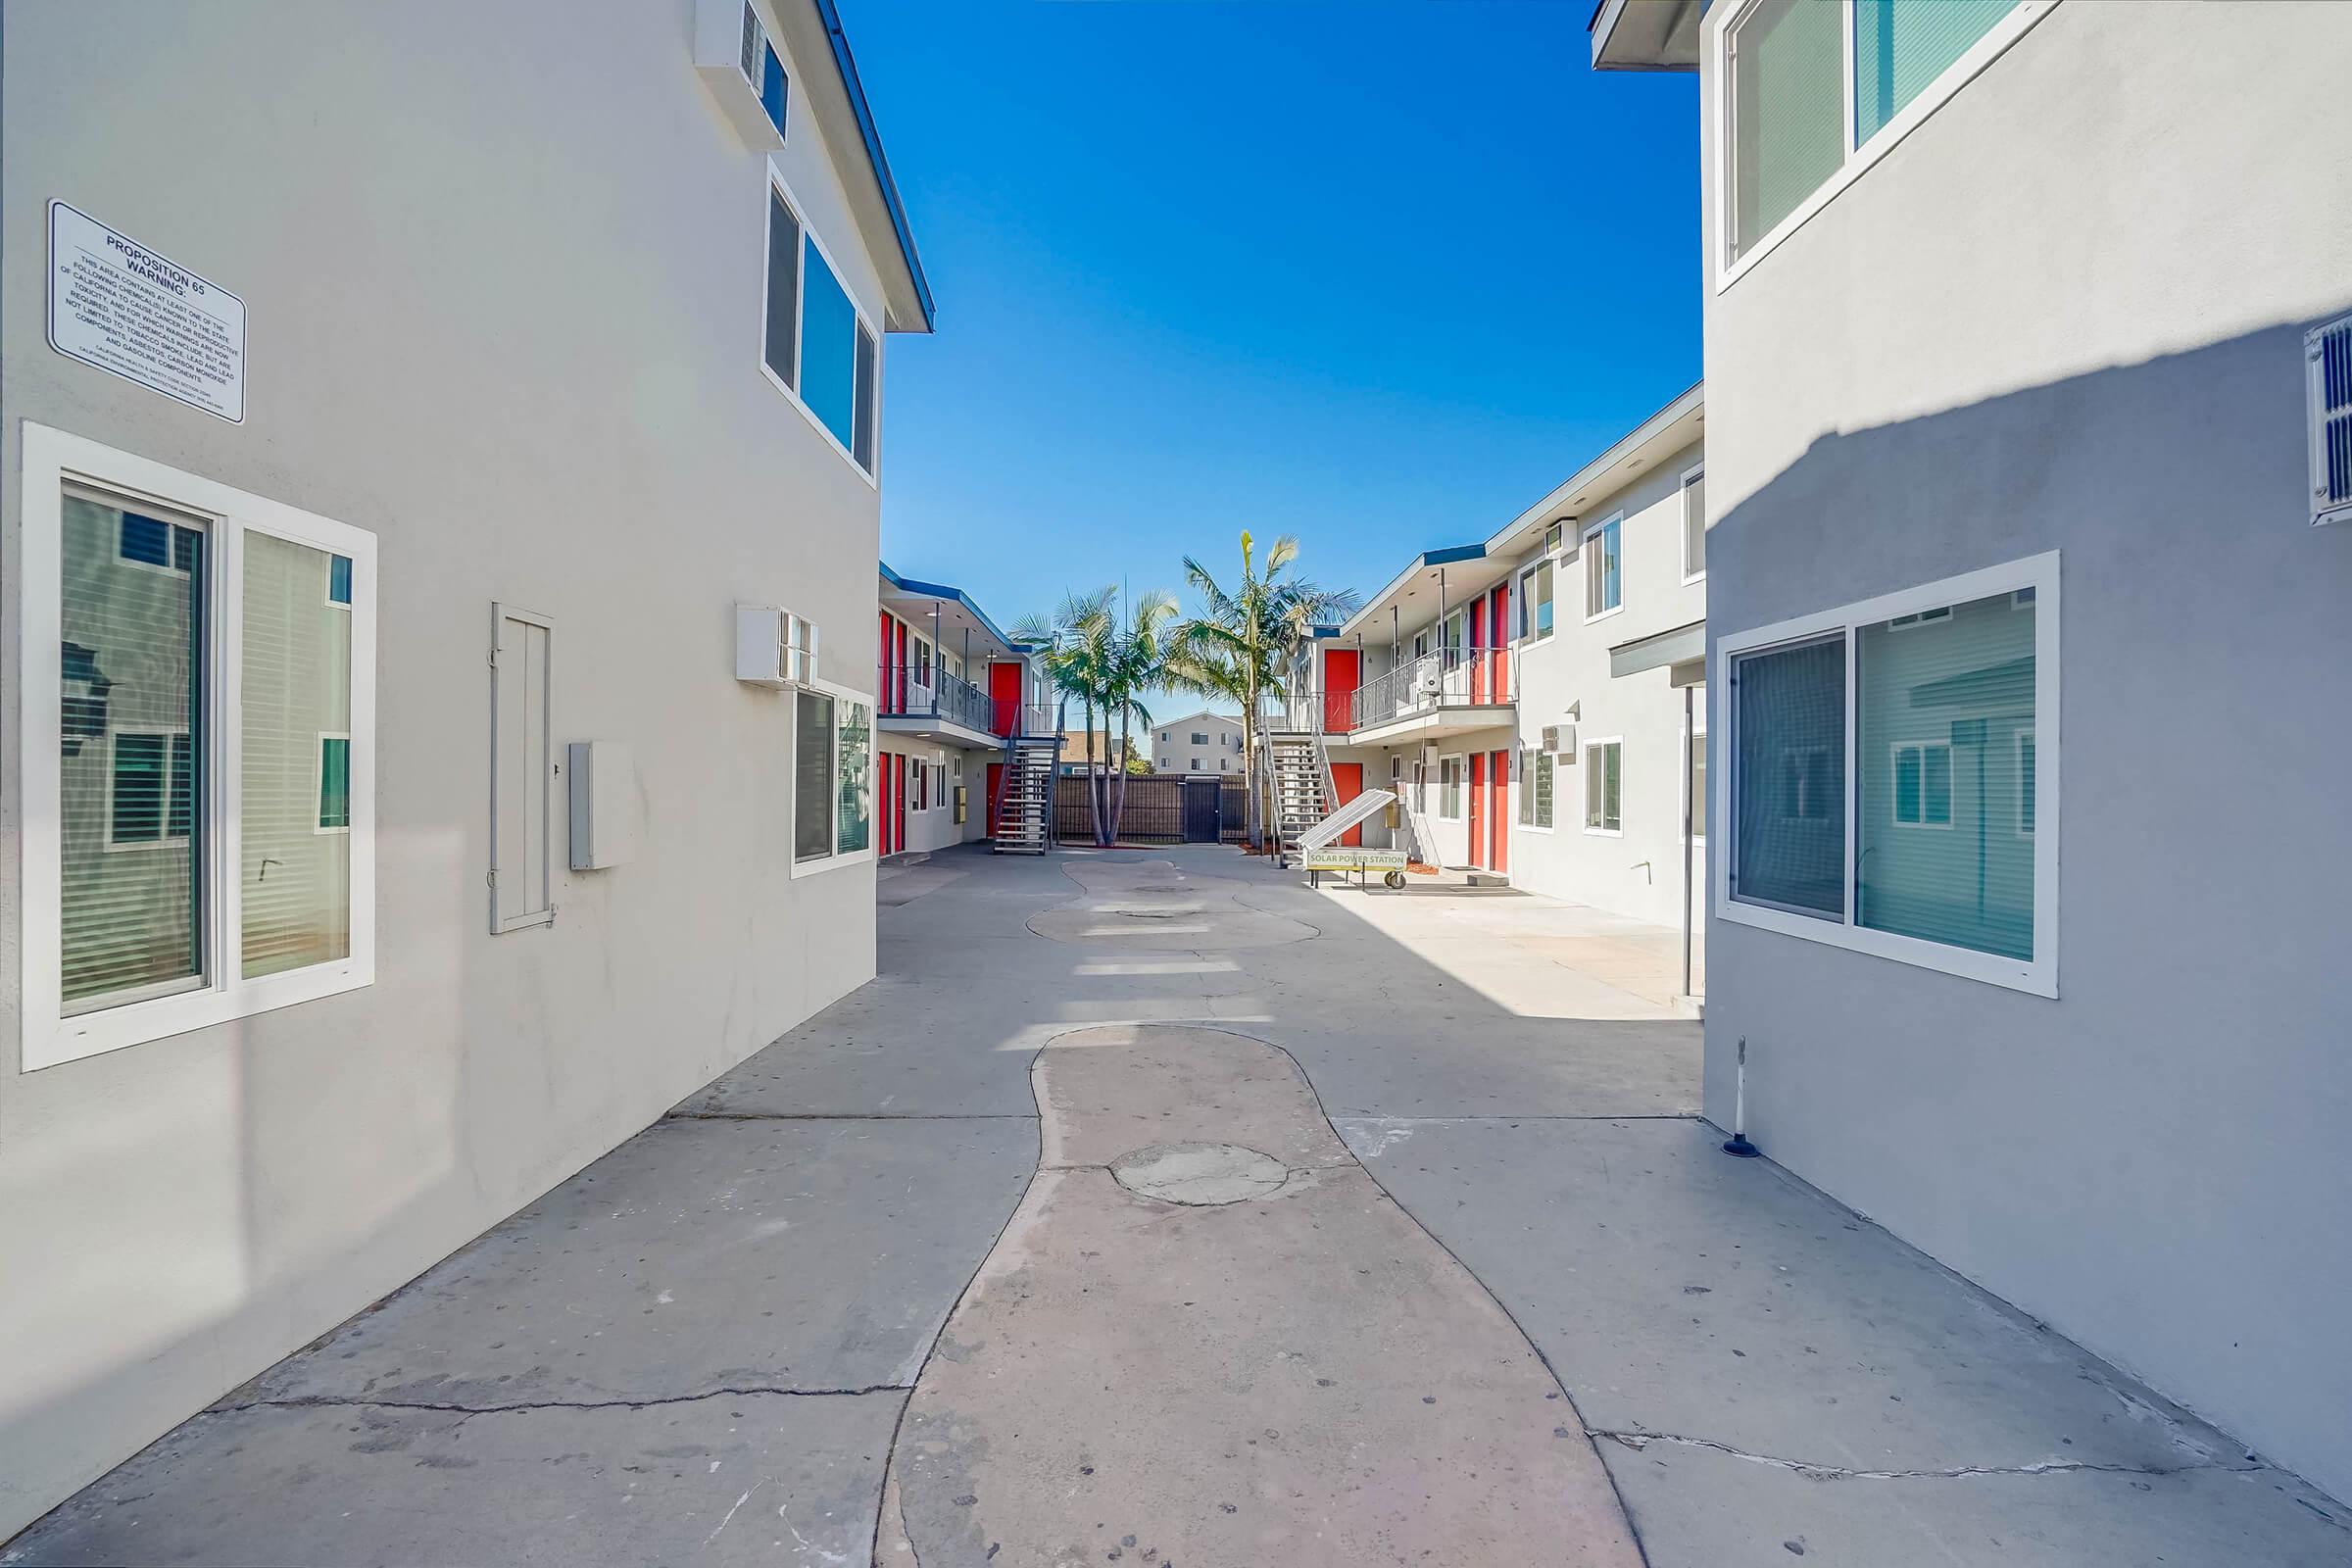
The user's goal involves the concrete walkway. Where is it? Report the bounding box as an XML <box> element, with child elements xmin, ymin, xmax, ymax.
<box><xmin>7</xmin><ymin>845</ymin><xmax>2345</xmax><ymax>1566</ymax></box>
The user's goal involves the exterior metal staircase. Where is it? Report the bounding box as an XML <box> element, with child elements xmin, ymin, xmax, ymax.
<box><xmin>1264</xmin><ymin>726</ymin><xmax>1332</xmax><ymax>866</ymax></box>
<box><xmin>992</xmin><ymin>731</ymin><xmax>1060</xmax><ymax>855</ymax></box>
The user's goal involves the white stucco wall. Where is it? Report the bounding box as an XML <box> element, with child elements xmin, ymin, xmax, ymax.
<box><xmin>1699</xmin><ymin>0</ymin><xmax>2352</xmax><ymax>1500</ymax></box>
<box><xmin>1506</xmin><ymin>441</ymin><xmax>1705</xmax><ymax>930</ymax></box>
<box><xmin>0</xmin><ymin>0</ymin><xmax>900</xmax><ymax>1531</ymax></box>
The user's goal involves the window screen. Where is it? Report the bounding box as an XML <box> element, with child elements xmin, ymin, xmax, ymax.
<box><xmin>243</xmin><ymin>532</ymin><xmax>354</xmax><ymax>975</ymax></box>
<box><xmin>1854</xmin><ymin>0</ymin><xmax>2017</xmax><ymax>143</ymax></box>
<box><xmin>62</xmin><ymin>492</ymin><xmax>207</xmax><ymax>1009</ymax></box>
<box><xmin>1854</xmin><ymin>592</ymin><xmax>2034</xmax><ymax>958</ymax></box>
<box><xmin>1585</xmin><ymin>742</ymin><xmax>1622</xmax><ymax>832</ymax></box>
<box><xmin>763</xmin><ymin>190</ymin><xmax>801</xmax><ymax>389</ymax></box>
<box><xmin>1730</xmin><ymin>0</ymin><xmax>1845</xmax><ymax>258</ymax></box>
<box><xmin>1732</xmin><ymin>637</ymin><xmax>1845</xmax><ymax>916</ymax></box>
<box><xmin>491</xmin><ymin>606</ymin><xmax>553</xmax><ymax>932</ymax></box>
<box><xmin>1586</xmin><ymin>519</ymin><xmax>1622</xmax><ymax>615</ymax></box>
<box><xmin>797</xmin><ymin>688</ymin><xmax>836</xmax><ymax>860</ymax></box>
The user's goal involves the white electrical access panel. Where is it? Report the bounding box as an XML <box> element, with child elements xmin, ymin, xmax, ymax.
<box><xmin>568</xmin><ymin>741</ymin><xmax>642</xmax><ymax>871</ymax></box>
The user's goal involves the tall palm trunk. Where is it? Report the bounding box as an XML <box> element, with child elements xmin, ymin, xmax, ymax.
<box><xmin>1082</xmin><ymin>696</ymin><xmax>1105</xmax><ymax>847</ymax></box>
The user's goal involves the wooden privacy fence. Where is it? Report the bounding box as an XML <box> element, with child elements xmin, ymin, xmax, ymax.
<box><xmin>1053</xmin><ymin>774</ymin><xmax>1250</xmax><ymax>845</ymax></box>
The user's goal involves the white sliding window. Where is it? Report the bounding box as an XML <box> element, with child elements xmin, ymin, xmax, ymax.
<box><xmin>1716</xmin><ymin>0</ymin><xmax>2050</xmax><ymax>283</ymax></box>
<box><xmin>761</xmin><ymin>167</ymin><xmax>882</xmax><ymax>479</ymax></box>
<box><xmin>23</xmin><ymin>424</ymin><xmax>376</xmax><ymax>1069</ymax></box>
<box><xmin>1716</xmin><ymin>553</ymin><xmax>2058</xmax><ymax>995</ymax></box>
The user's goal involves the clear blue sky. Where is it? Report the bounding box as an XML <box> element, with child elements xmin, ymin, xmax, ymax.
<box><xmin>854</xmin><ymin>0</ymin><xmax>1700</xmax><ymax>639</ymax></box>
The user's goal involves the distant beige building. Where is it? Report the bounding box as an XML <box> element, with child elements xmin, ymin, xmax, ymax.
<box><xmin>1150</xmin><ymin>710</ymin><xmax>1245</xmax><ymax>775</ymax></box>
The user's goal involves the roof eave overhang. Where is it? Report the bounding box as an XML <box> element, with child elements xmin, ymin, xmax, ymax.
<box><xmin>878</xmin><ymin>563</ymin><xmax>1022</xmax><ymax>656</ymax></box>
<box><xmin>784</xmin><ymin>0</ymin><xmax>936</xmax><ymax>333</ymax></box>
<box><xmin>1589</xmin><ymin>0</ymin><xmax>1704</xmax><ymax>72</ymax></box>
<box><xmin>1484</xmin><ymin>381</ymin><xmax>1704</xmax><ymax>561</ymax></box>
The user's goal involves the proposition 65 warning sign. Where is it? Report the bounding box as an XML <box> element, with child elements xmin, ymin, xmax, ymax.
<box><xmin>48</xmin><ymin>202</ymin><xmax>246</xmax><ymax>423</ymax></box>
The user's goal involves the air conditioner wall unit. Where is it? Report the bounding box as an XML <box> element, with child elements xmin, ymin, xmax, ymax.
<box><xmin>1542</xmin><ymin>723</ymin><xmax>1577</xmax><ymax>754</ymax></box>
<box><xmin>735</xmin><ymin>605</ymin><xmax>819</xmax><ymax>687</ymax></box>
<box><xmin>694</xmin><ymin>0</ymin><xmax>789</xmax><ymax>150</ymax></box>
<box><xmin>2310</xmin><ymin>310</ymin><xmax>2352</xmax><ymax>527</ymax></box>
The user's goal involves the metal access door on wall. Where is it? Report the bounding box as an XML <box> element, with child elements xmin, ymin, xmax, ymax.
<box><xmin>1182</xmin><ymin>778</ymin><xmax>1222</xmax><ymax>843</ymax></box>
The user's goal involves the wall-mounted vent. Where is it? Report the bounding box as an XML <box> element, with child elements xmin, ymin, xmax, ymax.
<box><xmin>696</xmin><ymin>0</ymin><xmax>788</xmax><ymax>150</ymax></box>
<box><xmin>2310</xmin><ymin>312</ymin><xmax>2352</xmax><ymax>527</ymax></box>
<box><xmin>1542</xmin><ymin>723</ymin><xmax>1576</xmax><ymax>756</ymax></box>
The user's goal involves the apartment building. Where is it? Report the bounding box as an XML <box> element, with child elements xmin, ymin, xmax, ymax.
<box><xmin>1151</xmin><ymin>710</ymin><xmax>1246</xmax><ymax>775</ymax></box>
<box><xmin>1301</xmin><ymin>391</ymin><xmax>1705</xmax><ymax>982</ymax></box>
<box><xmin>876</xmin><ymin>565</ymin><xmax>1048</xmax><ymax>855</ymax></box>
<box><xmin>0</xmin><ymin>0</ymin><xmax>932</xmax><ymax>1535</ymax></box>
<box><xmin>1597</xmin><ymin>0</ymin><xmax>2352</xmax><ymax>1501</ymax></box>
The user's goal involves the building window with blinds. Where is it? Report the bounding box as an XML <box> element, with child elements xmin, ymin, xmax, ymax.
<box><xmin>24</xmin><ymin>425</ymin><xmax>375</xmax><ymax>1070</ymax></box>
<box><xmin>1717</xmin><ymin>554</ymin><xmax>2056</xmax><ymax>996</ymax></box>
<box><xmin>1720</xmin><ymin>0</ymin><xmax>2042</xmax><ymax>272</ymax></box>
<box><xmin>793</xmin><ymin>682</ymin><xmax>877</xmax><ymax>876</ymax></box>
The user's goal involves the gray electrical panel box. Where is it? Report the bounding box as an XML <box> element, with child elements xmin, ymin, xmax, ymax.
<box><xmin>567</xmin><ymin>740</ymin><xmax>642</xmax><ymax>870</ymax></box>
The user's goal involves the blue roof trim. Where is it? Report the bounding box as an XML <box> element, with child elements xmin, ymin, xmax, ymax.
<box><xmin>810</xmin><ymin>0</ymin><xmax>936</xmax><ymax>332</ymax></box>
<box><xmin>880</xmin><ymin>561</ymin><xmax>1024</xmax><ymax>654</ymax></box>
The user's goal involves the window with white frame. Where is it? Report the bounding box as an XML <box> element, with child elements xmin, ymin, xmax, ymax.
<box><xmin>763</xmin><ymin>172</ymin><xmax>880</xmax><ymax>477</ymax></box>
<box><xmin>1584</xmin><ymin>515</ymin><xmax>1622</xmax><ymax>619</ymax></box>
<box><xmin>1516</xmin><ymin>746</ymin><xmax>1553</xmax><ymax>829</ymax></box>
<box><xmin>24</xmin><ymin>425</ymin><xmax>375</xmax><ymax>1070</ymax></box>
<box><xmin>1720</xmin><ymin>0</ymin><xmax>2047</xmax><ymax>277</ymax></box>
<box><xmin>1584</xmin><ymin>740</ymin><xmax>1623</xmax><ymax>833</ymax></box>
<box><xmin>793</xmin><ymin>683</ymin><xmax>874</xmax><ymax>872</ymax></box>
<box><xmin>1519</xmin><ymin>559</ymin><xmax>1554</xmax><ymax>642</ymax></box>
<box><xmin>1719</xmin><ymin>553</ymin><xmax>2056</xmax><ymax>994</ymax></box>
<box><xmin>1440</xmin><ymin>756</ymin><xmax>1464</xmax><ymax>819</ymax></box>
<box><xmin>1682</xmin><ymin>465</ymin><xmax>1706</xmax><ymax>582</ymax></box>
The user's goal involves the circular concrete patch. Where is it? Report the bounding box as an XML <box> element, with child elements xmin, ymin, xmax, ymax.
<box><xmin>1110</xmin><ymin>1142</ymin><xmax>1292</xmax><ymax>1205</ymax></box>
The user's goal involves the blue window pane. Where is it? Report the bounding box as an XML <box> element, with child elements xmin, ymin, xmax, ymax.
<box><xmin>760</xmin><ymin>42</ymin><xmax>788</xmax><ymax>139</ymax></box>
<box><xmin>799</xmin><ymin>237</ymin><xmax>858</xmax><ymax>452</ymax></box>
<box><xmin>318</xmin><ymin>736</ymin><xmax>351</xmax><ymax>829</ymax></box>
<box><xmin>121</xmin><ymin>513</ymin><xmax>171</xmax><ymax>565</ymax></box>
<box><xmin>328</xmin><ymin>554</ymin><xmax>353</xmax><ymax>605</ymax></box>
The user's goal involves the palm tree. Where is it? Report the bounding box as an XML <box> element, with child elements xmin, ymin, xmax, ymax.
<box><xmin>1103</xmin><ymin>590</ymin><xmax>1180</xmax><ymax>844</ymax></box>
<box><xmin>1165</xmin><ymin>532</ymin><xmax>1360</xmax><ymax>850</ymax></box>
<box><xmin>1012</xmin><ymin>586</ymin><xmax>1116</xmax><ymax>846</ymax></box>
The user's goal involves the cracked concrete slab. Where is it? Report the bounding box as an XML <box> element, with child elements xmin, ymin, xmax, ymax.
<box><xmin>246</xmin><ymin>1114</ymin><xmax>1033</xmax><ymax>1408</ymax></box>
<box><xmin>1342</xmin><ymin>1113</ymin><xmax>2348</xmax><ymax>1563</ymax></box>
<box><xmin>1</xmin><ymin>1390</ymin><xmax>901</xmax><ymax>1568</ymax></box>
<box><xmin>1600</xmin><ymin>1429</ymin><xmax>2350</xmax><ymax>1566</ymax></box>
<box><xmin>881</xmin><ymin>1023</ymin><xmax>1643</xmax><ymax>1567</ymax></box>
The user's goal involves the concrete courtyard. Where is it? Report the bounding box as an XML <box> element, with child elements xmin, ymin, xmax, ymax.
<box><xmin>7</xmin><ymin>846</ymin><xmax>2344</xmax><ymax>1565</ymax></box>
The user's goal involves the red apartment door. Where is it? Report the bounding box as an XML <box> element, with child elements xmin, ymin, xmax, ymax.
<box><xmin>989</xmin><ymin>662</ymin><xmax>1024</xmax><ymax>735</ymax></box>
<box><xmin>894</xmin><ymin>755</ymin><xmax>908</xmax><ymax>852</ymax></box>
<box><xmin>1468</xmin><ymin>754</ymin><xmax>1487</xmax><ymax>868</ymax></box>
<box><xmin>1323</xmin><ymin>649</ymin><xmax>1360</xmax><ymax>735</ymax></box>
<box><xmin>1330</xmin><ymin>762</ymin><xmax>1365</xmax><ymax>847</ymax></box>
<box><xmin>986</xmin><ymin>762</ymin><xmax>1005</xmax><ymax>837</ymax></box>
<box><xmin>877</xmin><ymin>612</ymin><xmax>893</xmax><ymax>707</ymax></box>
<box><xmin>1489</xmin><ymin>749</ymin><xmax>1510</xmax><ymax>875</ymax></box>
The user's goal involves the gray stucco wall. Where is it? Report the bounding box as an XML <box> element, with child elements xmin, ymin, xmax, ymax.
<box><xmin>1</xmin><ymin>1</ymin><xmax>892</xmax><ymax>1531</ymax></box>
<box><xmin>1700</xmin><ymin>3</ymin><xmax>2352</xmax><ymax>1499</ymax></box>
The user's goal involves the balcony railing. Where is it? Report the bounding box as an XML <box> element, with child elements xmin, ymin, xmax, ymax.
<box><xmin>1348</xmin><ymin>646</ymin><xmax>1513</xmax><ymax>732</ymax></box>
<box><xmin>878</xmin><ymin>663</ymin><xmax>998</xmax><ymax>735</ymax></box>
